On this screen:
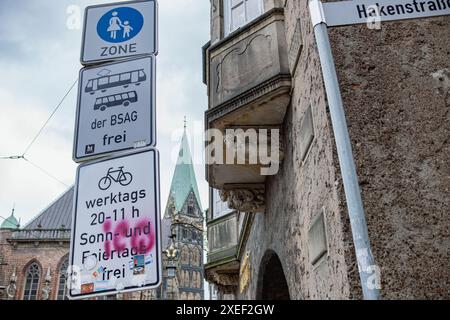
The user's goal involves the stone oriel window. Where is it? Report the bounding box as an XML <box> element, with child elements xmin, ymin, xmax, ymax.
<box><xmin>57</xmin><ymin>259</ymin><xmax>69</xmax><ymax>300</ymax></box>
<box><xmin>23</xmin><ymin>262</ymin><xmax>41</xmax><ymax>300</ymax></box>
<box><xmin>223</xmin><ymin>0</ymin><xmax>264</xmax><ymax>36</ymax></box>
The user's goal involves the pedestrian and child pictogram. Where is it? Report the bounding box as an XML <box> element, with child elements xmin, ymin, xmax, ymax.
<box><xmin>97</xmin><ymin>7</ymin><xmax>144</xmax><ymax>42</ymax></box>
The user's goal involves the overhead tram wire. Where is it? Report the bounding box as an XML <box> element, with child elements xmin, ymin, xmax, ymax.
<box><xmin>0</xmin><ymin>155</ymin><xmax>24</xmax><ymax>160</ymax></box>
<box><xmin>0</xmin><ymin>78</ymin><xmax>78</xmax><ymax>187</ymax></box>
<box><xmin>23</xmin><ymin>157</ymin><xmax>69</xmax><ymax>188</ymax></box>
<box><xmin>21</xmin><ymin>78</ymin><xmax>79</xmax><ymax>157</ymax></box>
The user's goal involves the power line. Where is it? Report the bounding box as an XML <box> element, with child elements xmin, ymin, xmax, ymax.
<box><xmin>0</xmin><ymin>155</ymin><xmax>24</xmax><ymax>160</ymax></box>
<box><xmin>23</xmin><ymin>157</ymin><xmax>69</xmax><ymax>188</ymax></box>
<box><xmin>0</xmin><ymin>79</ymin><xmax>78</xmax><ymax>187</ymax></box>
<box><xmin>21</xmin><ymin>78</ymin><xmax>78</xmax><ymax>156</ymax></box>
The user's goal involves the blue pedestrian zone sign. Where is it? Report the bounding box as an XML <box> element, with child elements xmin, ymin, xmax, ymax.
<box><xmin>81</xmin><ymin>0</ymin><xmax>157</xmax><ymax>65</ymax></box>
<box><xmin>97</xmin><ymin>7</ymin><xmax>144</xmax><ymax>43</ymax></box>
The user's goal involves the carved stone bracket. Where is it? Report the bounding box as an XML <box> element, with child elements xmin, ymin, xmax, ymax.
<box><xmin>205</xmin><ymin>269</ymin><xmax>239</xmax><ymax>294</ymax></box>
<box><xmin>219</xmin><ymin>184</ymin><xmax>265</xmax><ymax>213</ymax></box>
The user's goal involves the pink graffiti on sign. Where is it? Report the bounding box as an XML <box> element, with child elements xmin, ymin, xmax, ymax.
<box><xmin>103</xmin><ymin>220</ymin><xmax>112</xmax><ymax>259</ymax></box>
<box><xmin>132</xmin><ymin>218</ymin><xmax>155</xmax><ymax>254</ymax></box>
<box><xmin>113</xmin><ymin>220</ymin><xmax>129</xmax><ymax>252</ymax></box>
<box><xmin>102</xmin><ymin>216</ymin><xmax>155</xmax><ymax>257</ymax></box>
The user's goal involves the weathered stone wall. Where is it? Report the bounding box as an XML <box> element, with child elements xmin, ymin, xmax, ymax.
<box><xmin>236</xmin><ymin>0</ymin><xmax>449</xmax><ymax>300</ymax></box>
<box><xmin>237</xmin><ymin>0</ymin><xmax>357</xmax><ymax>300</ymax></box>
<box><xmin>329</xmin><ymin>13</ymin><xmax>450</xmax><ymax>299</ymax></box>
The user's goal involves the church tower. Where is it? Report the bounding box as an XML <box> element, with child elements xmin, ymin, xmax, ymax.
<box><xmin>160</xmin><ymin>121</ymin><xmax>204</xmax><ymax>300</ymax></box>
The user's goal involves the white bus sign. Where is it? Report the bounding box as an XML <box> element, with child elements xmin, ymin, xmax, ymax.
<box><xmin>73</xmin><ymin>56</ymin><xmax>155</xmax><ymax>163</ymax></box>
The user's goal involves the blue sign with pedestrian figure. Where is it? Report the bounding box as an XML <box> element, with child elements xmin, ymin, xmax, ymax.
<box><xmin>82</xmin><ymin>0</ymin><xmax>157</xmax><ymax>65</ymax></box>
<box><xmin>97</xmin><ymin>7</ymin><xmax>144</xmax><ymax>43</ymax></box>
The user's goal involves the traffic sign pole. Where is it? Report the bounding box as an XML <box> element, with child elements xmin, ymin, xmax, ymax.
<box><xmin>309</xmin><ymin>0</ymin><xmax>380</xmax><ymax>300</ymax></box>
<box><xmin>69</xmin><ymin>0</ymin><xmax>161</xmax><ymax>300</ymax></box>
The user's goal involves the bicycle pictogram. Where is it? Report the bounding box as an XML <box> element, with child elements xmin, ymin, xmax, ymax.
<box><xmin>98</xmin><ymin>166</ymin><xmax>133</xmax><ymax>190</ymax></box>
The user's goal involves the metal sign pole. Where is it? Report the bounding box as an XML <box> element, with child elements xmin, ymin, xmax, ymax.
<box><xmin>309</xmin><ymin>0</ymin><xmax>380</xmax><ymax>300</ymax></box>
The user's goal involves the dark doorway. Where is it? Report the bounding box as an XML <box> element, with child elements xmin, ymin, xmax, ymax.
<box><xmin>256</xmin><ymin>250</ymin><xmax>291</xmax><ymax>300</ymax></box>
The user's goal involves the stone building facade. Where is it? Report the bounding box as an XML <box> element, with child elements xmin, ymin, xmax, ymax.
<box><xmin>203</xmin><ymin>0</ymin><xmax>449</xmax><ymax>299</ymax></box>
<box><xmin>0</xmin><ymin>190</ymin><xmax>72</xmax><ymax>300</ymax></box>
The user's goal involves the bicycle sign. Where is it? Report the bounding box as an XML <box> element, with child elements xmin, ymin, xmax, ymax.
<box><xmin>98</xmin><ymin>166</ymin><xmax>133</xmax><ymax>190</ymax></box>
<box><xmin>73</xmin><ymin>56</ymin><xmax>155</xmax><ymax>163</ymax></box>
<box><xmin>69</xmin><ymin>148</ymin><xmax>161</xmax><ymax>300</ymax></box>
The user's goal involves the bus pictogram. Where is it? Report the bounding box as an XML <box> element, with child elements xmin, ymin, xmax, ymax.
<box><xmin>94</xmin><ymin>91</ymin><xmax>138</xmax><ymax>111</ymax></box>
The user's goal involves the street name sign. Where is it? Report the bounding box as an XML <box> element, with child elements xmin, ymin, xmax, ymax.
<box><xmin>321</xmin><ymin>0</ymin><xmax>450</xmax><ymax>27</ymax></box>
<box><xmin>69</xmin><ymin>148</ymin><xmax>161</xmax><ymax>300</ymax></box>
<box><xmin>73</xmin><ymin>56</ymin><xmax>155</xmax><ymax>163</ymax></box>
<box><xmin>81</xmin><ymin>0</ymin><xmax>158</xmax><ymax>65</ymax></box>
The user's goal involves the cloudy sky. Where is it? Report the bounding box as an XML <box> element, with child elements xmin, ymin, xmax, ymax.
<box><xmin>0</xmin><ymin>0</ymin><xmax>210</xmax><ymax>226</ymax></box>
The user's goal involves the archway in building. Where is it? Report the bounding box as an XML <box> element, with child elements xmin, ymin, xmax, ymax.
<box><xmin>256</xmin><ymin>250</ymin><xmax>290</xmax><ymax>300</ymax></box>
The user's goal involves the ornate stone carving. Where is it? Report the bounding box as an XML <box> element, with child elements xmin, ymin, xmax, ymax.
<box><xmin>205</xmin><ymin>269</ymin><xmax>239</xmax><ymax>293</ymax></box>
<box><xmin>215</xmin><ymin>33</ymin><xmax>273</xmax><ymax>94</ymax></box>
<box><xmin>219</xmin><ymin>186</ymin><xmax>265</xmax><ymax>213</ymax></box>
<box><xmin>208</xmin><ymin>8</ymin><xmax>289</xmax><ymax>108</ymax></box>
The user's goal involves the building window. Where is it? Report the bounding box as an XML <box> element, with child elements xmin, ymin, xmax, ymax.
<box><xmin>181</xmin><ymin>246</ymin><xmax>190</xmax><ymax>265</ymax></box>
<box><xmin>23</xmin><ymin>262</ymin><xmax>41</xmax><ymax>300</ymax></box>
<box><xmin>57</xmin><ymin>259</ymin><xmax>69</xmax><ymax>300</ymax></box>
<box><xmin>299</xmin><ymin>105</ymin><xmax>315</xmax><ymax>162</ymax></box>
<box><xmin>223</xmin><ymin>0</ymin><xmax>264</xmax><ymax>36</ymax></box>
<box><xmin>212</xmin><ymin>188</ymin><xmax>234</xmax><ymax>219</ymax></box>
<box><xmin>198</xmin><ymin>248</ymin><xmax>203</xmax><ymax>266</ymax></box>
<box><xmin>187</xmin><ymin>205</ymin><xmax>195</xmax><ymax>215</ymax></box>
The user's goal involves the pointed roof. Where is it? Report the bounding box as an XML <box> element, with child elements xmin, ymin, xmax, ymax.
<box><xmin>1</xmin><ymin>208</ymin><xmax>19</xmax><ymax>230</ymax></box>
<box><xmin>164</xmin><ymin>126</ymin><xmax>202</xmax><ymax>218</ymax></box>
<box><xmin>24</xmin><ymin>187</ymin><xmax>73</xmax><ymax>230</ymax></box>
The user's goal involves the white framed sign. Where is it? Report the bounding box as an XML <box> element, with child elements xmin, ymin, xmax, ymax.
<box><xmin>68</xmin><ymin>148</ymin><xmax>161</xmax><ymax>300</ymax></box>
<box><xmin>81</xmin><ymin>0</ymin><xmax>158</xmax><ymax>65</ymax></box>
<box><xmin>73</xmin><ymin>56</ymin><xmax>155</xmax><ymax>163</ymax></box>
<box><xmin>321</xmin><ymin>0</ymin><xmax>450</xmax><ymax>27</ymax></box>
